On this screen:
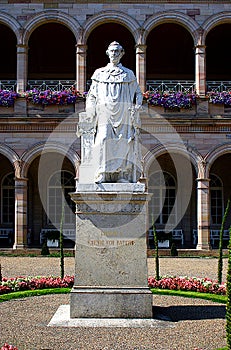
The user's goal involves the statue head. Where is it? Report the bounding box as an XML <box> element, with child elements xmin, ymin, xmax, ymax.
<box><xmin>106</xmin><ymin>41</ymin><xmax>125</xmax><ymax>63</ymax></box>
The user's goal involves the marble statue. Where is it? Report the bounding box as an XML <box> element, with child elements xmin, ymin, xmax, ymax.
<box><xmin>85</xmin><ymin>41</ymin><xmax>143</xmax><ymax>183</ymax></box>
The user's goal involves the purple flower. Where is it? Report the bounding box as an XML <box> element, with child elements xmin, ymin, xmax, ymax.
<box><xmin>143</xmin><ymin>91</ymin><xmax>197</xmax><ymax>110</ymax></box>
<box><xmin>0</xmin><ymin>90</ymin><xmax>19</xmax><ymax>107</ymax></box>
<box><xmin>208</xmin><ymin>91</ymin><xmax>231</xmax><ymax>105</ymax></box>
<box><xmin>25</xmin><ymin>89</ymin><xmax>85</xmax><ymax>106</ymax></box>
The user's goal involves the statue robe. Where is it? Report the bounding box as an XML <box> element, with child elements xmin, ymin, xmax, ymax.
<box><xmin>86</xmin><ymin>63</ymin><xmax>143</xmax><ymax>183</ymax></box>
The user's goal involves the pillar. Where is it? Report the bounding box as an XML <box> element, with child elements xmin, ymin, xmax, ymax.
<box><xmin>16</xmin><ymin>44</ymin><xmax>28</xmax><ymax>93</ymax></box>
<box><xmin>13</xmin><ymin>177</ymin><xmax>28</xmax><ymax>249</ymax></box>
<box><xmin>136</xmin><ymin>44</ymin><xmax>147</xmax><ymax>93</ymax></box>
<box><xmin>195</xmin><ymin>45</ymin><xmax>206</xmax><ymax>97</ymax></box>
<box><xmin>196</xmin><ymin>178</ymin><xmax>211</xmax><ymax>250</ymax></box>
<box><xmin>76</xmin><ymin>44</ymin><xmax>87</xmax><ymax>92</ymax></box>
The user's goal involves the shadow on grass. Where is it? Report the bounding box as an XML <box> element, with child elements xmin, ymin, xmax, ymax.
<box><xmin>153</xmin><ymin>304</ymin><xmax>226</xmax><ymax>322</ymax></box>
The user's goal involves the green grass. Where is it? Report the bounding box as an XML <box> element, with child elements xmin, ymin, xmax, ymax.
<box><xmin>151</xmin><ymin>288</ymin><xmax>227</xmax><ymax>303</ymax></box>
<box><xmin>0</xmin><ymin>287</ymin><xmax>226</xmax><ymax>304</ymax></box>
<box><xmin>0</xmin><ymin>287</ymin><xmax>71</xmax><ymax>302</ymax></box>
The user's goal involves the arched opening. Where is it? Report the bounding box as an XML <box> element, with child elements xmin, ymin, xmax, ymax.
<box><xmin>28</xmin><ymin>23</ymin><xmax>76</xmax><ymax>80</ymax></box>
<box><xmin>146</xmin><ymin>23</ymin><xmax>194</xmax><ymax>80</ymax></box>
<box><xmin>0</xmin><ymin>155</ymin><xmax>15</xmax><ymax>247</ymax></box>
<box><xmin>210</xmin><ymin>174</ymin><xmax>223</xmax><ymax>226</ymax></box>
<box><xmin>47</xmin><ymin>170</ymin><xmax>75</xmax><ymax>227</ymax></box>
<box><xmin>149</xmin><ymin>171</ymin><xmax>176</xmax><ymax>226</ymax></box>
<box><xmin>2</xmin><ymin>172</ymin><xmax>14</xmax><ymax>225</ymax></box>
<box><xmin>86</xmin><ymin>23</ymin><xmax>136</xmax><ymax>82</ymax></box>
<box><xmin>206</xmin><ymin>24</ymin><xmax>231</xmax><ymax>81</ymax></box>
<box><xmin>148</xmin><ymin>152</ymin><xmax>196</xmax><ymax>248</ymax></box>
<box><xmin>27</xmin><ymin>153</ymin><xmax>75</xmax><ymax>247</ymax></box>
<box><xmin>0</xmin><ymin>24</ymin><xmax>16</xmax><ymax>80</ymax></box>
<box><xmin>210</xmin><ymin>153</ymin><xmax>231</xmax><ymax>230</ymax></box>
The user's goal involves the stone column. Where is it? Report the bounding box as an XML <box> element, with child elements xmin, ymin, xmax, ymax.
<box><xmin>196</xmin><ymin>178</ymin><xmax>211</xmax><ymax>250</ymax></box>
<box><xmin>195</xmin><ymin>45</ymin><xmax>206</xmax><ymax>97</ymax></box>
<box><xmin>76</xmin><ymin>44</ymin><xmax>87</xmax><ymax>92</ymax></box>
<box><xmin>13</xmin><ymin>177</ymin><xmax>28</xmax><ymax>249</ymax></box>
<box><xmin>136</xmin><ymin>44</ymin><xmax>147</xmax><ymax>93</ymax></box>
<box><xmin>16</xmin><ymin>44</ymin><xmax>28</xmax><ymax>93</ymax></box>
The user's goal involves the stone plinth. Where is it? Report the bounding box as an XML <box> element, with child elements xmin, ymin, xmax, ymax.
<box><xmin>70</xmin><ymin>183</ymin><xmax>153</xmax><ymax>319</ymax></box>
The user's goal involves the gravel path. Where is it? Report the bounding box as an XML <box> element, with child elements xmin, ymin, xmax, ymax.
<box><xmin>0</xmin><ymin>256</ymin><xmax>228</xmax><ymax>350</ymax></box>
<box><xmin>0</xmin><ymin>256</ymin><xmax>228</xmax><ymax>281</ymax></box>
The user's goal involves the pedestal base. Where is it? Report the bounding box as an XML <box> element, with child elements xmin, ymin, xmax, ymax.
<box><xmin>70</xmin><ymin>184</ymin><xmax>152</xmax><ymax>319</ymax></box>
<box><xmin>70</xmin><ymin>287</ymin><xmax>153</xmax><ymax>319</ymax></box>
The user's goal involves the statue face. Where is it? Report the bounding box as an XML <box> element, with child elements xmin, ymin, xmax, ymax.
<box><xmin>107</xmin><ymin>45</ymin><xmax>123</xmax><ymax>64</ymax></box>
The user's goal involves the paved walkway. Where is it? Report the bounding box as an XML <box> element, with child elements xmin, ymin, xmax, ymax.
<box><xmin>0</xmin><ymin>257</ymin><xmax>228</xmax><ymax>350</ymax></box>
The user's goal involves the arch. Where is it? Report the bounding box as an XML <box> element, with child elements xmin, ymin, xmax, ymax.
<box><xmin>22</xmin><ymin>10</ymin><xmax>81</xmax><ymax>44</ymax></box>
<box><xmin>143</xmin><ymin>11</ymin><xmax>199</xmax><ymax>44</ymax></box>
<box><xmin>82</xmin><ymin>11</ymin><xmax>140</xmax><ymax>43</ymax></box>
<box><xmin>0</xmin><ymin>12</ymin><xmax>21</xmax><ymax>43</ymax></box>
<box><xmin>0</xmin><ymin>143</ymin><xmax>19</xmax><ymax>165</ymax></box>
<box><xmin>143</xmin><ymin>142</ymin><xmax>202</xmax><ymax>178</ymax></box>
<box><xmin>21</xmin><ymin>141</ymin><xmax>80</xmax><ymax>177</ymax></box>
<box><xmin>205</xmin><ymin>142</ymin><xmax>231</xmax><ymax>178</ymax></box>
<box><xmin>202</xmin><ymin>12</ymin><xmax>231</xmax><ymax>42</ymax></box>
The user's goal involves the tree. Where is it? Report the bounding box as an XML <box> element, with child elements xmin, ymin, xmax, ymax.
<box><xmin>226</xmin><ymin>227</ymin><xmax>231</xmax><ymax>349</ymax></box>
<box><xmin>60</xmin><ymin>206</ymin><xmax>65</xmax><ymax>279</ymax></box>
<box><xmin>218</xmin><ymin>198</ymin><xmax>230</xmax><ymax>284</ymax></box>
<box><xmin>152</xmin><ymin>214</ymin><xmax>160</xmax><ymax>281</ymax></box>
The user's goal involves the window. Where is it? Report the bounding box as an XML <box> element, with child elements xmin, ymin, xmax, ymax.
<box><xmin>210</xmin><ymin>174</ymin><xmax>223</xmax><ymax>225</ymax></box>
<box><xmin>2</xmin><ymin>173</ymin><xmax>14</xmax><ymax>224</ymax></box>
<box><xmin>149</xmin><ymin>171</ymin><xmax>176</xmax><ymax>227</ymax></box>
<box><xmin>48</xmin><ymin>171</ymin><xmax>75</xmax><ymax>225</ymax></box>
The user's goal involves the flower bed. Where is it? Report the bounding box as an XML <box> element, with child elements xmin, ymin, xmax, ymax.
<box><xmin>0</xmin><ymin>274</ymin><xmax>226</xmax><ymax>296</ymax></box>
<box><xmin>0</xmin><ymin>275</ymin><xmax>74</xmax><ymax>295</ymax></box>
<box><xmin>148</xmin><ymin>276</ymin><xmax>226</xmax><ymax>295</ymax></box>
<box><xmin>1</xmin><ymin>344</ymin><xmax>18</xmax><ymax>350</ymax></box>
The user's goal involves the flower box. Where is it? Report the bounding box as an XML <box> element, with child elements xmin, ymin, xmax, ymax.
<box><xmin>209</xmin><ymin>103</ymin><xmax>224</xmax><ymax>116</ymax></box>
<box><xmin>0</xmin><ymin>106</ymin><xmax>14</xmax><ymax>114</ymax></box>
<box><xmin>47</xmin><ymin>239</ymin><xmax>59</xmax><ymax>248</ymax></box>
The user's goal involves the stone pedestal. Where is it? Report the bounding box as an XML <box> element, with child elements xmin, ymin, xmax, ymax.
<box><xmin>70</xmin><ymin>183</ymin><xmax>153</xmax><ymax>318</ymax></box>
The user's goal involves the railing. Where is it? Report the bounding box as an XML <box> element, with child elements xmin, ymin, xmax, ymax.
<box><xmin>146</xmin><ymin>80</ymin><xmax>231</xmax><ymax>94</ymax></box>
<box><xmin>206</xmin><ymin>81</ymin><xmax>231</xmax><ymax>92</ymax></box>
<box><xmin>146</xmin><ymin>80</ymin><xmax>196</xmax><ymax>93</ymax></box>
<box><xmin>27</xmin><ymin>80</ymin><xmax>76</xmax><ymax>91</ymax></box>
<box><xmin>1</xmin><ymin>80</ymin><xmax>231</xmax><ymax>94</ymax></box>
<box><xmin>0</xmin><ymin>80</ymin><xmax>17</xmax><ymax>91</ymax></box>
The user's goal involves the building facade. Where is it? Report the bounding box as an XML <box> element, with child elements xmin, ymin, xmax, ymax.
<box><xmin>0</xmin><ymin>0</ymin><xmax>230</xmax><ymax>250</ymax></box>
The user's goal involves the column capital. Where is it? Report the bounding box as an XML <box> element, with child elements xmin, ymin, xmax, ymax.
<box><xmin>135</xmin><ymin>44</ymin><xmax>147</xmax><ymax>54</ymax></box>
<box><xmin>16</xmin><ymin>44</ymin><xmax>28</xmax><ymax>53</ymax></box>
<box><xmin>194</xmin><ymin>45</ymin><xmax>206</xmax><ymax>54</ymax></box>
<box><xmin>196</xmin><ymin>177</ymin><xmax>210</xmax><ymax>182</ymax></box>
<box><xmin>14</xmin><ymin>177</ymin><xmax>28</xmax><ymax>183</ymax></box>
<box><xmin>76</xmin><ymin>44</ymin><xmax>87</xmax><ymax>54</ymax></box>
<box><xmin>14</xmin><ymin>159</ymin><xmax>26</xmax><ymax>179</ymax></box>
